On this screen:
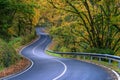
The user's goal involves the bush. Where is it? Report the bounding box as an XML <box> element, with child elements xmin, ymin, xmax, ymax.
<box><xmin>85</xmin><ymin>48</ymin><xmax>115</xmax><ymax>55</ymax></box>
<box><xmin>60</xmin><ymin>47</ymin><xmax>70</xmax><ymax>52</ymax></box>
<box><xmin>8</xmin><ymin>37</ymin><xmax>22</xmax><ymax>49</ymax></box>
<box><xmin>0</xmin><ymin>39</ymin><xmax>20</xmax><ymax>68</ymax></box>
<box><xmin>21</xmin><ymin>31</ymin><xmax>36</xmax><ymax>45</ymax></box>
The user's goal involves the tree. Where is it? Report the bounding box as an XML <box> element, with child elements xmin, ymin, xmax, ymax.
<box><xmin>0</xmin><ymin>0</ymin><xmax>40</xmax><ymax>39</ymax></box>
<box><xmin>0</xmin><ymin>0</ymin><xmax>41</xmax><ymax>69</ymax></box>
<box><xmin>48</xmin><ymin>0</ymin><xmax>120</xmax><ymax>54</ymax></box>
<box><xmin>0</xmin><ymin>0</ymin><xmax>16</xmax><ymax>40</ymax></box>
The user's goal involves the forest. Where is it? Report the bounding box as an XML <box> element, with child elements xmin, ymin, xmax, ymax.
<box><xmin>0</xmin><ymin>0</ymin><xmax>120</xmax><ymax>71</ymax></box>
<box><xmin>0</xmin><ymin>0</ymin><xmax>40</xmax><ymax>70</ymax></box>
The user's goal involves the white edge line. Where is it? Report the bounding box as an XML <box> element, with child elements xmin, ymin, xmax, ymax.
<box><xmin>53</xmin><ymin>59</ymin><xmax>67</xmax><ymax>80</ymax></box>
<box><xmin>103</xmin><ymin>65</ymin><xmax>120</xmax><ymax>80</ymax></box>
<box><xmin>95</xmin><ymin>62</ymin><xmax>120</xmax><ymax>80</ymax></box>
<box><xmin>1</xmin><ymin>36</ymin><xmax>40</xmax><ymax>80</ymax></box>
<box><xmin>82</xmin><ymin>60</ymin><xmax>120</xmax><ymax>80</ymax></box>
<box><xmin>110</xmin><ymin>69</ymin><xmax>120</xmax><ymax>80</ymax></box>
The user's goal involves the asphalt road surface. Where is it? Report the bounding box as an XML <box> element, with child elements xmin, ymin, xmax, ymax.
<box><xmin>3</xmin><ymin>28</ymin><xmax>114</xmax><ymax>80</ymax></box>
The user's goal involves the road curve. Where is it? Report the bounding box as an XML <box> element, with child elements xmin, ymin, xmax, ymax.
<box><xmin>4</xmin><ymin>28</ymin><xmax>115</xmax><ymax>80</ymax></box>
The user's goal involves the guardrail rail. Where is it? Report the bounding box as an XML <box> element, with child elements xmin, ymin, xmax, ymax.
<box><xmin>47</xmin><ymin>50</ymin><xmax>120</xmax><ymax>69</ymax></box>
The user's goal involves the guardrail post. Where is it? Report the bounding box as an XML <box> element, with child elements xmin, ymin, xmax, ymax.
<box><xmin>99</xmin><ymin>57</ymin><xmax>101</xmax><ymax>62</ymax></box>
<box><xmin>73</xmin><ymin>54</ymin><xmax>77</xmax><ymax>58</ymax></box>
<box><xmin>90</xmin><ymin>56</ymin><xmax>93</xmax><ymax>61</ymax></box>
<box><xmin>108</xmin><ymin>59</ymin><xmax>112</xmax><ymax>64</ymax></box>
<box><xmin>118</xmin><ymin>61</ymin><xmax>120</xmax><ymax>68</ymax></box>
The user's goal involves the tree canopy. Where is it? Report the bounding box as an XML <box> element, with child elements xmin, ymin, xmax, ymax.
<box><xmin>46</xmin><ymin>0</ymin><xmax>120</xmax><ymax>54</ymax></box>
<box><xmin>0</xmin><ymin>0</ymin><xmax>41</xmax><ymax>69</ymax></box>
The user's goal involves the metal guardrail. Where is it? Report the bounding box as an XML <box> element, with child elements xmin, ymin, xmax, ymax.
<box><xmin>47</xmin><ymin>50</ymin><xmax>120</xmax><ymax>68</ymax></box>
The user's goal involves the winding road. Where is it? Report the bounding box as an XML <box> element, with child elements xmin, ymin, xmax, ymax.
<box><xmin>4</xmin><ymin>28</ymin><xmax>115</xmax><ymax>80</ymax></box>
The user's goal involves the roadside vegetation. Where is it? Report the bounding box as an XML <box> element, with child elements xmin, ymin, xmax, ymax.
<box><xmin>0</xmin><ymin>39</ymin><xmax>20</xmax><ymax>70</ymax></box>
<box><xmin>0</xmin><ymin>0</ymin><xmax>40</xmax><ymax>77</ymax></box>
<box><xmin>46</xmin><ymin>0</ymin><xmax>120</xmax><ymax>55</ymax></box>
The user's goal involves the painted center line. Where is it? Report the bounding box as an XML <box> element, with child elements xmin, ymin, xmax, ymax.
<box><xmin>32</xmin><ymin>36</ymin><xmax>47</xmax><ymax>56</ymax></box>
<box><xmin>53</xmin><ymin>59</ymin><xmax>67</xmax><ymax>80</ymax></box>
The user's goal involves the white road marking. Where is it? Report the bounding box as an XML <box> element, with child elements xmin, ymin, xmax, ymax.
<box><xmin>111</xmin><ymin>70</ymin><xmax>120</xmax><ymax>80</ymax></box>
<box><xmin>32</xmin><ymin>36</ymin><xmax>48</xmax><ymax>56</ymax></box>
<box><xmin>97</xmin><ymin>63</ymin><xmax>120</xmax><ymax>80</ymax></box>
<box><xmin>85</xmin><ymin>61</ymin><xmax>120</xmax><ymax>80</ymax></box>
<box><xmin>103</xmin><ymin>65</ymin><xmax>120</xmax><ymax>80</ymax></box>
<box><xmin>53</xmin><ymin>59</ymin><xmax>67</xmax><ymax>80</ymax></box>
